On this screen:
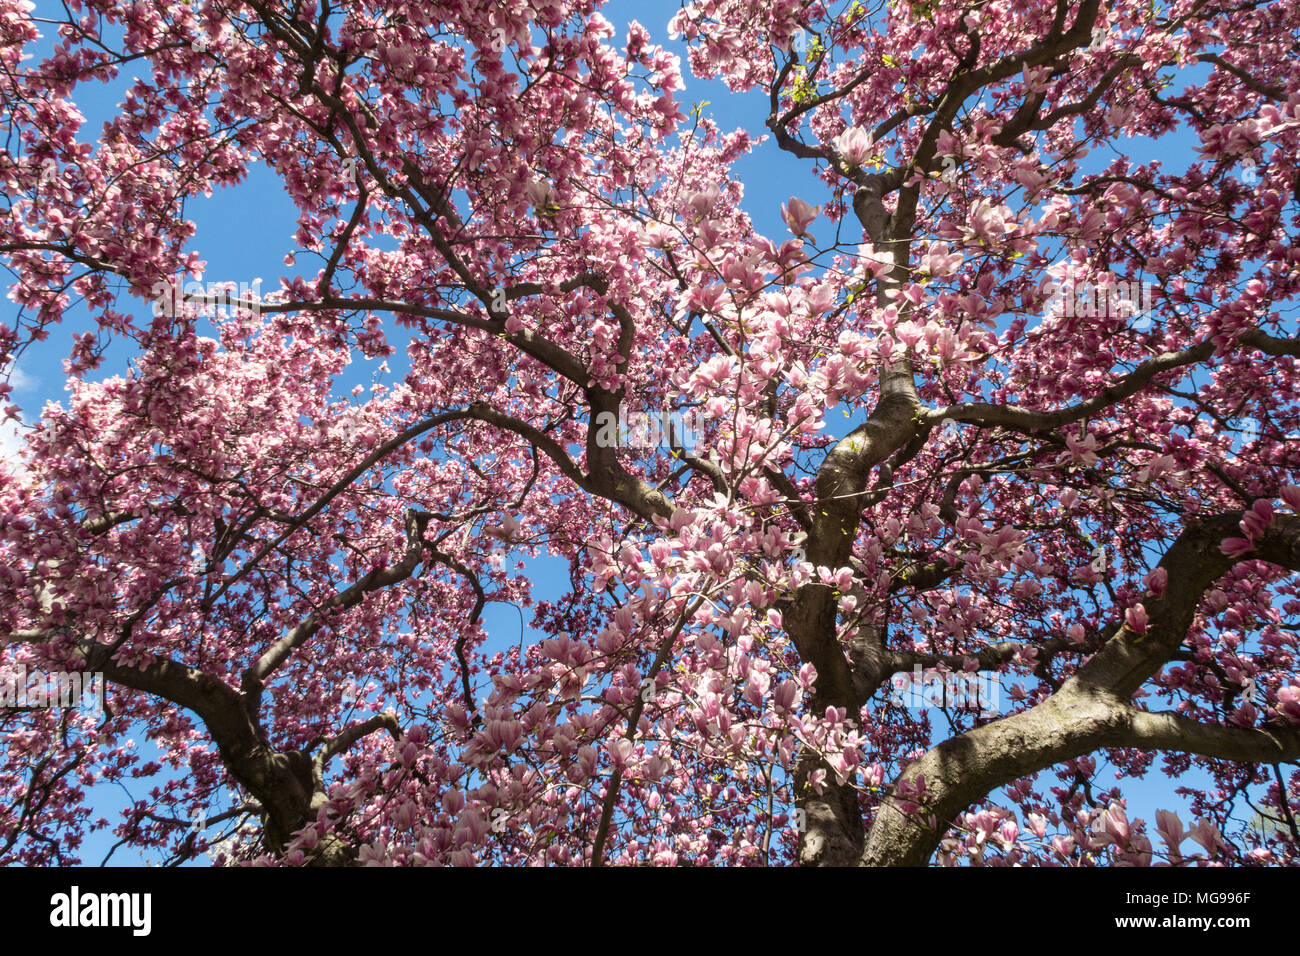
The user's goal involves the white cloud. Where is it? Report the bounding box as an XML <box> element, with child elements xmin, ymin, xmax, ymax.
<box><xmin>0</xmin><ymin>416</ymin><xmax>29</xmax><ymax>476</ymax></box>
<box><xmin>4</xmin><ymin>363</ymin><xmax>35</xmax><ymax>393</ymax></box>
<box><xmin>0</xmin><ymin>360</ymin><xmax>35</xmax><ymax>478</ymax></box>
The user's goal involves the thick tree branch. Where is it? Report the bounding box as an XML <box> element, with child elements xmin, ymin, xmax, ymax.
<box><xmin>314</xmin><ymin>713</ymin><xmax>402</xmax><ymax>769</ymax></box>
<box><xmin>861</xmin><ymin>511</ymin><xmax>1300</xmax><ymax>866</ymax></box>
<box><xmin>205</xmin><ymin>410</ymin><xmax>471</xmax><ymax>609</ymax></box>
<box><xmin>242</xmin><ymin>509</ymin><xmax>431</xmax><ymax>702</ymax></box>
<box><xmin>1124</xmin><ymin>710</ymin><xmax>1300</xmax><ymax>763</ymax></box>
<box><xmin>929</xmin><ymin>340</ymin><xmax>1216</xmax><ymax>431</ymax></box>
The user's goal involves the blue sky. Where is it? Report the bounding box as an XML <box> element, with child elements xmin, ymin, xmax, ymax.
<box><xmin>3</xmin><ymin>0</ymin><xmax>1256</xmax><ymax>864</ymax></box>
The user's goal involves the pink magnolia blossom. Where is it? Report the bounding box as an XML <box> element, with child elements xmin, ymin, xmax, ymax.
<box><xmin>0</xmin><ymin>0</ymin><xmax>1297</xmax><ymax>873</ymax></box>
<box><xmin>832</xmin><ymin>126</ymin><xmax>875</xmax><ymax>167</ymax></box>
<box><xmin>780</xmin><ymin>197</ymin><xmax>820</xmax><ymax>237</ymax></box>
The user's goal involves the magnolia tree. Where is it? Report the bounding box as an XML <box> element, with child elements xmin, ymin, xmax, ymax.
<box><xmin>2</xmin><ymin>0</ymin><xmax>1300</xmax><ymax>867</ymax></box>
